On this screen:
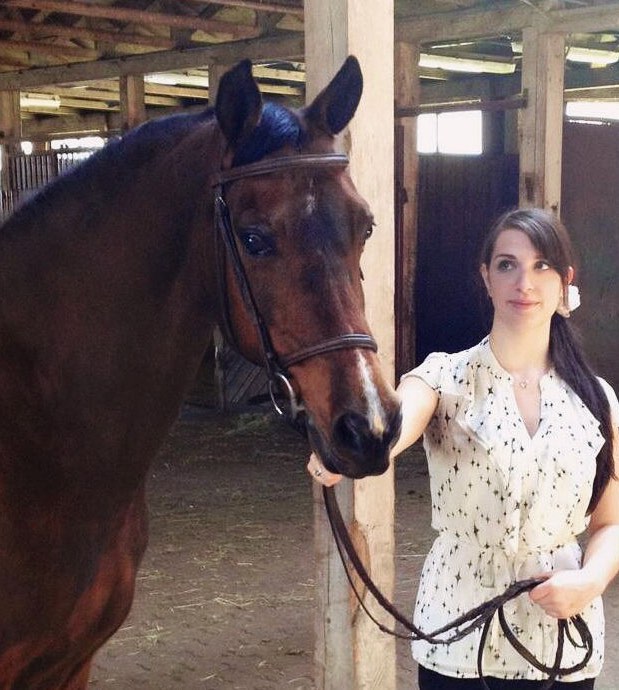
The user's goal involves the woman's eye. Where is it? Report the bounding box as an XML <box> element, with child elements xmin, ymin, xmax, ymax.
<box><xmin>239</xmin><ymin>230</ymin><xmax>275</xmax><ymax>257</ymax></box>
<box><xmin>497</xmin><ymin>259</ymin><xmax>514</xmax><ymax>271</ymax></box>
<box><xmin>535</xmin><ymin>260</ymin><xmax>551</xmax><ymax>270</ymax></box>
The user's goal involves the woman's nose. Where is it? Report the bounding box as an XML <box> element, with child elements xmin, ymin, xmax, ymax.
<box><xmin>516</xmin><ymin>268</ymin><xmax>534</xmax><ymax>292</ymax></box>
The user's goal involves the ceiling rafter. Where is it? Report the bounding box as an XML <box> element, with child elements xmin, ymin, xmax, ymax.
<box><xmin>194</xmin><ymin>0</ymin><xmax>304</xmax><ymax>16</ymax></box>
<box><xmin>0</xmin><ymin>31</ymin><xmax>304</xmax><ymax>88</ymax></box>
<box><xmin>0</xmin><ymin>0</ymin><xmax>618</xmax><ymax>139</ymax></box>
<box><xmin>0</xmin><ymin>38</ymin><xmax>100</xmax><ymax>59</ymax></box>
<box><xmin>0</xmin><ymin>17</ymin><xmax>176</xmax><ymax>49</ymax></box>
<box><xmin>2</xmin><ymin>0</ymin><xmax>260</xmax><ymax>39</ymax></box>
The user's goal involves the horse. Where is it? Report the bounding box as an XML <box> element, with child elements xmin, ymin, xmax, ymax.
<box><xmin>0</xmin><ymin>56</ymin><xmax>401</xmax><ymax>688</ymax></box>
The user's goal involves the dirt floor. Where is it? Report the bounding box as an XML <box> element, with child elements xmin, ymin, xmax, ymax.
<box><xmin>89</xmin><ymin>404</ymin><xmax>619</xmax><ymax>690</ymax></box>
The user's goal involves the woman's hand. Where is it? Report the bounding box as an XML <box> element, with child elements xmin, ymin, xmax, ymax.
<box><xmin>306</xmin><ymin>452</ymin><xmax>342</xmax><ymax>487</ymax></box>
<box><xmin>529</xmin><ymin>569</ymin><xmax>602</xmax><ymax>619</ymax></box>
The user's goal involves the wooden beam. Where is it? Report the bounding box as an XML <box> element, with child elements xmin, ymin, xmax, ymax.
<box><xmin>195</xmin><ymin>0</ymin><xmax>304</xmax><ymax>16</ymax></box>
<box><xmin>397</xmin><ymin>93</ymin><xmax>527</xmax><ymax>117</ymax></box>
<box><xmin>0</xmin><ymin>38</ymin><xmax>99</xmax><ymax>59</ymax></box>
<box><xmin>0</xmin><ymin>90</ymin><xmax>21</xmax><ymax>153</ymax></box>
<box><xmin>519</xmin><ymin>29</ymin><xmax>565</xmax><ymax>213</ymax></box>
<box><xmin>566</xmin><ymin>85</ymin><xmax>619</xmax><ymax>100</ymax></box>
<box><xmin>0</xmin><ymin>32</ymin><xmax>304</xmax><ymax>89</ymax></box>
<box><xmin>396</xmin><ymin>0</ymin><xmax>619</xmax><ymax>42</ymax></box>
<box><xmin>547</xmin><ymin>3</ymin><xmax>619</xmax><ymax>34</ymax></box>
<box><xmin>119</xmin><ymin>74</ymin><xmax>145</xmax><ymax>132</ymax></box>
<box><xmin>21</xmin><ymin>89</ymin><xmax>176</xmax><ymax>109</ymax></box>
<box><xmin>306</xmin><ymin>1</ymin><xmax>396</xmax><ymax>689</ymax></box>
<box><xmin>3</xmin><ymin>0</ymin><xmax>259</xmax><ymax>40</ymax></box>
<box><xmin>21</xmin><ymin>111</ymin><xmax>110</xmax><ymax>138</ymax></box>
<box><xmin>396</xmin><ymin>1</ymin><xmax>535</xmax><ymax>42</ymax></box>
<box><xmin>28</xmin><ymin>82</ymin><xmax>205</xmax><ymax>102</ymax></box>
<box><xmin>252</xmin><ymin>65</ymin><xmax>305</xmax><ymax>82</ymax></box>
<box><xmin>0</xmin><ymin>18</ymin><xmax>176</xmax><ymax>49</ymax></box>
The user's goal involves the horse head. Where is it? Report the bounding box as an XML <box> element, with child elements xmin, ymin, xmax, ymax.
<box><xmin>211</xmin><ymin>57</ymin><xmax>402</xmax><ymax>479</ymax></box>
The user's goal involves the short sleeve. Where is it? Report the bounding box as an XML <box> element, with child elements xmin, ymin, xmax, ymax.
<box><xmin>400</xmin><ymin>351</ymin><xmax>449</xmax><ymax>392</ymax></box>
<box><xmin>598</xmin><ymin>377</ymin><xmax>619</xmax><ymax>427</ymax></box>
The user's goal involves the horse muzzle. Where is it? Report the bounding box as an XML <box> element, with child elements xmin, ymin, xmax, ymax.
<box><xmin>307</xmin><ymin>405</ymin><xmax>402</xmax><ymax>479</ymax></box>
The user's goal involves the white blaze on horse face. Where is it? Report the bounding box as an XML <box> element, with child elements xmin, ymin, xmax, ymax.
<box><xmin>357</xmin><ymin>352</ymin><xmax>386</xmax><ymax>435</ymax></box>
<box><xmin>304</xmin><ymin>178</ymin><xmax>317</xmax><ymax>215</ymax></box>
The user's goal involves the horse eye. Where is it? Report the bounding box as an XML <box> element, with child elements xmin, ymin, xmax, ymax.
<box><xmin>365</xmin><ymin>222</ymin><xmax>375</xmax><ymax>241</ymax></box>
<box><xmin>239</xmin><ymin>229</ymin><xmax>275</xmax><ymax>257</ymax></box>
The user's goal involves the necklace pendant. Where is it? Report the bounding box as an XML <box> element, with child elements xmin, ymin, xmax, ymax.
<box><xmin>519</xmin><ymin>380</ymin><xmax>528</xmax><ymax>389</ymax></box>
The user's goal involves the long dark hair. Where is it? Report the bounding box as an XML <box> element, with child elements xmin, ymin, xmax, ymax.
<box><xmin>480</xmin><ymin>208</ymin><xmax>615</xmax><ymax>513</ymax></box>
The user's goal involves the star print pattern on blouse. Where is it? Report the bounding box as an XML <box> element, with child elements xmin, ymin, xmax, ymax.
<box><xmin>401</xmin><ymin>337</ymin><xmax>619</xmax><ymax>681</ymax></box>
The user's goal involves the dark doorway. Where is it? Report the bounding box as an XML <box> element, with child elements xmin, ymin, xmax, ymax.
<box><xmin>414</xmin><ymin>154</ymin><xmax>519</xmax><ymax>364</ymax></box>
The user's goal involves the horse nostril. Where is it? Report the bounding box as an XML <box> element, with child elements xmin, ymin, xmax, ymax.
<box><xmin>333</xmin><ymin>412</ymin><xmax>367</xmax><ymax>455</ymax></box>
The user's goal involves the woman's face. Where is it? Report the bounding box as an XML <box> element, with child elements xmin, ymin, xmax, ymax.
<box><xmin>480</xmin><ymin>228</ymin><xmax>571</xmax><ymax>330</ymax></box>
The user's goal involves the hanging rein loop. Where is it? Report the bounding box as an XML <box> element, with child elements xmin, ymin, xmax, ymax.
<box><xmin>322</xmin><ymin>486</ymin><xmax>593</xmax><ymax>690</ymax></box>
<box><xmin>211</xmin><ymin>153</ymin><xmax>377</xmax><ymax>427</ymax></box>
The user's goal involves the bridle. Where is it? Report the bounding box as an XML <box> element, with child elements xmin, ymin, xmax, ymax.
<box><xmin>210</xmin><ymin>152</ymin><xmax>377</xmax><ymax>429</ymax></box>
<box><xmin>210</xmin><ymin>151</ymin><xmax>593</xmax><ymax>688</ymax></box>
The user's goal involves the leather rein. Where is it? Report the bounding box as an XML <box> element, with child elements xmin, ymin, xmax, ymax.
<box><xmin>210</xmin><ymin>152</ymin><xmax>593</xmax><ymax>687</ymax></box>
<box><xmin>210</xmin><ymin>152</ymin><xmax>377</xmax><ymax>428</ymax></box>
<box><xmin>323</xmin><ymin>486</ymin><xmax>593</xmax><ymax>689</ymax></box>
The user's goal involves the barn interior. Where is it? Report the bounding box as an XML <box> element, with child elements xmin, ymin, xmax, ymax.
<box><xmin>1</xmin><ymin>3</ymin><xmax>618</xmax><ymax>689</ymax></box>
<box><xmin>0</xmin><ymin>0</ymin><xmax>617</xmax><ymax>393</ymax></box>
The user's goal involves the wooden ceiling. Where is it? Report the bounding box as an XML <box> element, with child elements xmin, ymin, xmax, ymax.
<box><xmin>3</xmin><ymin>0</ymin><xmax>619</xmax><ymax>139</ymax></box>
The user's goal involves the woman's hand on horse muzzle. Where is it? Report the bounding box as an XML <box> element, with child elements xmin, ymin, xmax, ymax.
<box><xmin>307</xmin><ymin>452</ymin><xmax>343</xmax><ymax>487</ymax></box>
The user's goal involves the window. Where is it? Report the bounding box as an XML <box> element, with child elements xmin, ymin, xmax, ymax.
<box><xmin>417</xmin><ymin>110</ymin><xmax>483</xmax><ymax>155</ymax></box>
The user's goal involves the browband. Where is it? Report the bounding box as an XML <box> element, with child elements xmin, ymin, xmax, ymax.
<box><xmin>210</xmin><ymin>153</ymin><xmax>349</xmax><ymax>187</ymax></box>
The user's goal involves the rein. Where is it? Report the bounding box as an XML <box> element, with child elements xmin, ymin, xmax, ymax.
<box><xmin>210</xmin><ymin>152</ymin><xmax>593</xmax><ymax>687</ymax></box>
<box><xmin>210</xmin><ymin>152</ymin><xmax>377</xmax><ymax>427</ymax></box>
<box><xmin>323</xmin><ymin>485</ymin><xmax>593</xmax><ymax>689</ymax></box>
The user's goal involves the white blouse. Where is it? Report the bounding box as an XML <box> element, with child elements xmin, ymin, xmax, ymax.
<box><xmin>402</xmin><ymin>337</ymin><xmax>619</xmax><ymax>681</ymax></box>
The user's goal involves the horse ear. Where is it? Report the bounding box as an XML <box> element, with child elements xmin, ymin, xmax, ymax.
<box><xmin>304</xmin><ymin>55</ymin><xmax>363</xmax><ymax>135</ymax></box>
<box><xmin>215</xmin><ymin>59</ymin><xmax>262</xmax><ymax>148</ymax></box>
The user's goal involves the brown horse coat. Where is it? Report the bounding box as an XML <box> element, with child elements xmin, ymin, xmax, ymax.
<box><xmin>0</xmin><ymin>57</ymin><xmax>400</xmax><ymax>688</ymax></box>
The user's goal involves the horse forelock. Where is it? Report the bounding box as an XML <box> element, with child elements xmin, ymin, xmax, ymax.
<box><xmin>232</xmin><ymin>102</ymin><xmax>305</xmax><ymax>167</ymax></box>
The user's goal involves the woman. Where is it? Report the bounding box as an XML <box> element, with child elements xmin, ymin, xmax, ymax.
<box><xmin>308</xmin><ymin>208</ymin><xmax>619</xmax><ymax>689</ymax></box>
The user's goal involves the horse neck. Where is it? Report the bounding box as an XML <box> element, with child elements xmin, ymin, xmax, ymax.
<box><xmin>0</xmin><ymin>117</ymin><xmax>224</xmax><ymax>494</ymax></box>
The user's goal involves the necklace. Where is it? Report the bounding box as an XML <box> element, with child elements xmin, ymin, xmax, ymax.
<box><xmin>518</xmin><ymin>379</ymin><xmax>529</xmax><ymax>389</ymax></box>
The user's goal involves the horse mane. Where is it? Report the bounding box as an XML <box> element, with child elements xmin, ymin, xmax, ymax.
<box><xmin>0</xmin><ymin>109</ymin><xmax>216</xmax><ymax>236</ymax></box>
<box><xmin>0</xmin><ymin>101</ymin><xmax>303</xmax><ymax>237</ymax></box>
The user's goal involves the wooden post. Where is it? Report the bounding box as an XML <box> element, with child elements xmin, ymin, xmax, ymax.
<box><xmin>0</xmin><ymin>90</ymin><xmax>21</xmax><ymax>151</ymax></box>
<box><xmin>519</xmin><ymin>28</ymin><xmax>565</xmax><ymax>213</ymax></box>
<box><xmin>208</xmin><ymin>62</ymin><xmax>228</xmax><ymax>105</ymax></box>
<box><xmin>0</xmin><ymin>90</ymin><xmax>21</xmax><ymax>211</ymax></box>
<box><xmin>305</xmin><ymin>2</ymin><xmax>396</xmax><ymax>689</ymax></box>
<box><xmin>119</xmin><ymin>74</ymin><xmax>146</xmax><ymax>132</ymax></box>
<box><xmin>394</xmin><ymin>41</ymin><xmax>420</xmax><ymax>378</ymax></box>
